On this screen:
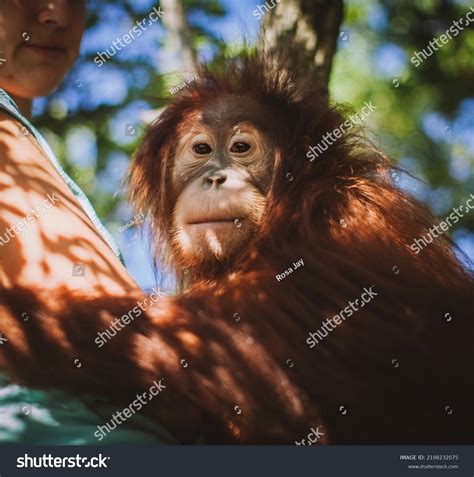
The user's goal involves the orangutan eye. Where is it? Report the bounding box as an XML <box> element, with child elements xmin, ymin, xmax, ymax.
<box><xmin>230</xmin><ymin>142</ymin><xmax>251</xmax><ymax>154</ymax></box>
<box><xmin>192</xmin><ymin>143</ymin><xmax>212</xmax><ymax>155</ymax></box>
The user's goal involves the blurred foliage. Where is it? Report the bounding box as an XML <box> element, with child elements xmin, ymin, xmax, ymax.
<box><xmin>331</xmin><ymin>0</ymin><xmax>474</xmax><ymax>234</ymax></box>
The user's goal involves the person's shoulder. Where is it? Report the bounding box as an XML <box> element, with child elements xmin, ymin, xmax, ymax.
<box><xmin>0</xmin><ymin>110</ymin><xmax>36</xmax><ymax>163</ymax></box>
<box><xmin>0</xmin><ymin>109</ymin><xmax>22</xmax><ymax>136</ymax></box>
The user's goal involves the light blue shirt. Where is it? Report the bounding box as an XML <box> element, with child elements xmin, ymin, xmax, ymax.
<box><xmin>0</xmin><ymin>374</ymin><xmax>175</xmax><ymax>444</ymax></box>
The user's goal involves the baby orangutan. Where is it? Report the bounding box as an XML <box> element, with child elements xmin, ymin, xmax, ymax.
<box><xmin>0</xmin><ymin>50</ymin><xmax>473</xmax><ymax>444</ymax></box>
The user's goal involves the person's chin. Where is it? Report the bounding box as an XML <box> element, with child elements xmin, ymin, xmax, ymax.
<box><xmin>25</xmin><ymin>75</ymin><xmax>65</xmax><ymax>97</ymax></box>
<box><xmin>16</xmin><ymin>62</ymin><xmax>68</xmax><ymax>97</ymax></box>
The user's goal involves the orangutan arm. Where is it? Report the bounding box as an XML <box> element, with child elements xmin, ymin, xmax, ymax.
<box><xmin>0</xmin><ymin>279</ymin><xmax>318</xmax><ymax>444</ymax></box>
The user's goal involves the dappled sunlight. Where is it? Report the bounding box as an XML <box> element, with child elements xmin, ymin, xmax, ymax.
<box><xmin>0</xmin><ymin>112</ymin><xmax>138</xmax><ymax>295</ymax></box>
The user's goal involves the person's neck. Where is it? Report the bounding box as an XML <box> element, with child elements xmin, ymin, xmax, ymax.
<box><xmin>11</xmin><ymin>94</ymin><xmax>32</xmax><ymax>118</ymax></box>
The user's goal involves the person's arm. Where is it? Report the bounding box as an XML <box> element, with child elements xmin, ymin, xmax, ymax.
<box><xmin>0</xmin><ymin>111</ymin><xmax>138</xmax><ymax>294</ymax></box>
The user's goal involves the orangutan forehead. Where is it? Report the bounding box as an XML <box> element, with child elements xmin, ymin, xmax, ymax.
<box><xmin>175</xmin><ymin>110</ymin><xmax>204</xmax><ymax>137</ymax></box>
<box><xmin>178</xmin><ymin>94</ymin><xmax>276</xmax><ymax>134</ymax></box>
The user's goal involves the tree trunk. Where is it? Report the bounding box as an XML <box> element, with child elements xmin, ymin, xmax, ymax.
<box><xmin>262</xmin><ymin>0</ymin><xmax>344</xmax><ymax>94</ymax></box>
<box><xmin>160</xmin><ymin>0</ymin><xmax>198</xmax><ymax>73</ymax></box>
